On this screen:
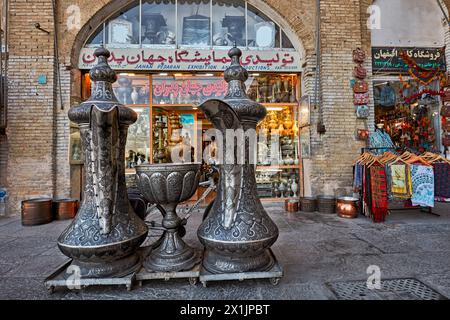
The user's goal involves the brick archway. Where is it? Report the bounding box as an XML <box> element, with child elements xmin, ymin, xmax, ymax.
<box><xmin>59</xmin><ymin>0</ymin><xmax>316</xmax><ymax>67</ymax></box>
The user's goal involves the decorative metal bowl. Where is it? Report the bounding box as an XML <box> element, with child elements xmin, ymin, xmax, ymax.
<box><xmin>135</xmin><ymin>162</ymin><xmax>202</xmax><ymax>272</ymax></box>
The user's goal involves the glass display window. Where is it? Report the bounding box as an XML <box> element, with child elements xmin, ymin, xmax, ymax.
<box><xmin>112</xmin><ymin>74</ymin><xmax>150</xmax><ymax>105</ymax></box>
<box><xmin>212</xmin><ymin>0</ymin><xmax>246</xmax><ymax>47</ymax></box>
<box><xmin>141</xmin><ymin>0</ymin><xmax>176</xmax><ymax>46</ymax></box>
<box><xmin>246</xmin><ymin>3</ymin><xmax>280</xmax><ymax>49</ymax></box>
<box><xmin>178</xmin><ymin>0</ymin><xmax>211</xmax><ymax>47</ymax></box>
<box><xmin>81</xmin><ymin>70</ymin><xmax>303</xmax><ymax>200</ymax></box>
<box><xmin>105</xmin><ymin>1</ymin><xmax>140</xmax><ymax>46</ymax></box>
<box><xmin>126</xmin><ymin>107</ymin><xmax>151</xmax><ymax>168</ymax></box>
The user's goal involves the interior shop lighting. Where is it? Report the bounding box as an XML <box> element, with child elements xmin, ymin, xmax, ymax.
<box><xmin>266</xmin><ymin>107</ymin><xmax>284</xmax><ymax>111</ymax></box>
<box><xmin>159</xmin><ymin>73</ymin><xmax>169</xmax><ymax>76</ymax></box>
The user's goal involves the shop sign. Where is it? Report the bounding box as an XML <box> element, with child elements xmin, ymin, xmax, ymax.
<box><xmin>79</xmin><ymin>47</ymin><xmax>302</xmax><ymax>72</ymax></box>
<box><xmin>153</xmin><ymin>78</ymin><xmax>228</xmax><ymax>101</ymax></box>
<box><xmin>372</xmin><ymin>47</ymin><xmax>446</xmax><ymax>73</ymax></box>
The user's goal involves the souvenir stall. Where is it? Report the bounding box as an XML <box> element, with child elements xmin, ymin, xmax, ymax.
<box><xmin>373</xmin><ymin>48</ymin><xmax>448</xmax><ymax>154</ymax></box>
<box><xmin>353</xmin><ymin>151</ymin><xmax>450</xmax><ymax>222</ymax></box>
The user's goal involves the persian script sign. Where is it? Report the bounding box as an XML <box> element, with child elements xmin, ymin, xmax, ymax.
<box><xmin>79</xmin><ymin>47</ymin><xmax>302</xmax><ymax>72</ymax></box>
<box><xmin>372</xmin><ymin>47</ymin><xmax>446</xmax><ymax>73</ymax></box>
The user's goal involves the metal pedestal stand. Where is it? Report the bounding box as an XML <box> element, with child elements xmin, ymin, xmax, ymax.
<box><xmin>198</xmin><ymin>249</ymin><xmax>283</xmax><ymax>287</ymax></box>
<box><xmin>135</xmin><ymin>246</ymin><xmax>202</xmax><ymax>286</ymax></box>
<box><xmin>44</xmin><ymin>259</ymin><xmax>137</xmax><ymax>293</ymax></box>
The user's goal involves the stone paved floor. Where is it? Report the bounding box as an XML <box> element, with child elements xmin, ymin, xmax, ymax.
<box><xmin>0</xmin><ymin>203</ymin><xmax>450</xmax><ymax>300</ymax></box>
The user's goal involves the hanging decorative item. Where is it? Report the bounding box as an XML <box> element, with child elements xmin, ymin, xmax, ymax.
<box><xmin>353</xmin><ymin>65</ymin><xmax>367</xmax><ymax>79</ymax></box>
<box><xmin>379</xmin><ymin>83</ymin><xmax>396</xmax><ymax>107</ymax></box>
<box><xmin>399</xmin><ymin>50</ymin><xmax>445</xmax><ymax>86</ymax></box>
<box><xmin>353</xmin><ymin>80</ymin><xmax>369</xmax><ymax>94</ymax></box>
<box><xmin>353</xmin><ymin>47</ymin><xmax>366</xmax><ymax>64</ymax></box>
<box><xmin>352</xmin><ymin>47</ymin><xmax>370</xmax><ymax>120</ymax></box>
<box><xmin>356</xmin><ymin>105</ymin><xmax>370</xmax><ymax>119</ymax></box>
<box><xmin>57</xmin><ymin>47</ymin><xmax>148</xmax><ymax>278</ymax></box>
<box><xmin>197</xmin><ymin>46</ymin><xmax>279</xmax><ymax>274</ymax></box>
<box><xmin>356</xmin><ymin>129</ymin><xmax>369</xmax><ymax>140</ymax></box>
<box><xmin>354</xmin><ymin>92</ymin><xmax>370</xmax><ymax>105</ymax></box>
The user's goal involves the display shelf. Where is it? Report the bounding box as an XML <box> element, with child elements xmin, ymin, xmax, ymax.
<box><xmin>256</xmin><ymin>165</ymin><xmax>300</xmax><ymax>170</ymax></box>
<box><xmin>260</xmin><ymin>197</ymin><xmax>299</xmax><ymax>203</ymax></box>
<box><xmin>262</xmin><ymin>103</ymin><xmax>298</xmax><ymax>107</ymax></box>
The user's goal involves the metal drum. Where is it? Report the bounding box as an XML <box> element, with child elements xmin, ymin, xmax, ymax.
<box><xmin>53</xmin><ymin>198</ymin><xmax>79</xmax><ymax>220</ymax></box>
<box><xmin>300</xmin><ymin>197</ymin><xmax>317</xmax><ymax>212</ymax></box>
<box><xmin>21</xmin><ymin>198</ymin><xmax>53</xmax><ymax>226</ymax></box>
<box><xmin>317</xmin><ymin>195</ymin><xmax>336</xmax><ymax>214</ymax></box>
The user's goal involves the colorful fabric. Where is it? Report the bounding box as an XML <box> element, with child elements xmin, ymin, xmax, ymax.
<box><xmin>370</xmin><ymin>165</ymin><xmax>389</xmax><ymax>222</ymax></box>
<box><xmin>353</xmin><ymin>164</ymin><xmax>363</xmax><ymax>191</ymax></box>
<box><xmin>369</xmin><ymin>130</ymin><xmax>395</xmax><ymax>155</ymax></box>
<box><xmin>433</xmin><ymin>163</ymin><xmax>450</xmax><ymax>198</ymax></box>
<box><xmin>389</xmin><ymin>164</ymin><xmax>411</xmax><ymax>200</ymax></box>
<box><xmin>410</xmin><ymin>165</ymin><xmax>434</xmax><ymax>208</ymax></box>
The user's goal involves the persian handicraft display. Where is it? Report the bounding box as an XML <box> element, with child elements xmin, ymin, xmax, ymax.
<box><xmin>352</xmin><ymin>48</ymin><xmax>370</xmax><ymax>120</ymax></box>
<box><xmin>57</xmin><ymin>48</ymin><xmax>148</xmax><ymax>278</ymax></box>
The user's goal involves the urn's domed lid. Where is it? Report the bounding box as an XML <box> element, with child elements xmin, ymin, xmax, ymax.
<box><xmin>89</xmin><ymin>47</ymin><xmax>117</xmax><ymax>83</ymax></box>
<box><xmin>224</xmin><ymin>46</ymin><xmax>248</xmax><ymax>83</ymax></box>
<box><xmin>68</xmin><ymin>47</ymin><xmax>136</xmax><ymax>125</ymax></box>
<box><xmin>223</xmin><ymin>45</ymin><xmax>266</xmax><ymax>122</ymax></box>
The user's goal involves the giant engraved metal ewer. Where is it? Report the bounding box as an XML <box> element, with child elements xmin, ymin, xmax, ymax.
<box><xmin>198</xmin><ymin>47</ymin><xmax>279</xmax><ymax>273</ymax></box>
<box><xmin>57</xmin><ymin>48</ymin><xmax>148</xmax><ymax>278</ymax></box>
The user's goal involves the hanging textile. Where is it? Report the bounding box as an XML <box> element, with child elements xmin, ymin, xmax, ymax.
<box><xmin>433</xmin><ymin>163</ymin><xmax>450</xmax><ymax>199</ymax></box>
<box><xmin>389</xmin><ymin>164</ymin><xmax>412</xmax><ymax>200</ymax></box>
<box><xmin>369</xmin><ymin>165</ymin><xmax>389</xmax><ymax>222</ymax></box>
<box><xmin>353</xmin><ymin>163</ymin><xmax>363</xmax><ymax>191</ymax></box>
<box><xmin>369</xmin><ymin>130</ymin><xmax>395</xmax><ymax>155</ymax></box>
<box><xmin>410</xmin><ymin>164</ymin><xmax>435</xmax><ymax>208</ymax></box>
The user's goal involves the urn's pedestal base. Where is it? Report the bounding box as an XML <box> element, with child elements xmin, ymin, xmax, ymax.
<box><xmin>202</xmin><ymin>249</ymin><xmax>275</xmax><ymax>274</ymax></box>
<box><xmin>143</xmin><ymin>231</ymin><xmax>199</xmax><ymax>272</ymax></box>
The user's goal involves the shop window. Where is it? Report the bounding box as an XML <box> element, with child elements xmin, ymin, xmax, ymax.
<box><xmin>212</xmin><ymin>0</ymin><xmax>246</xmax><ymax>47</ymax></box>
<box><xmin>141</xmin><ymin>0</ymin><xmax>176</xmax><ymax>46</ymax></box>
<box><xmin>126</xmin><ymin>107</ymin><xmax>151</xmax><ymax>168</ymax></box>
<box><xmin>246</xmin><ymin>3</ymin><xmax>280</xmax><ymax>48</ymax></box>
<box><xmin>178</xmin><ymin>0</ymin><xmax>211</xmax><ymax>47</ymax></box>
<box><xmin>374</xmin><ymin>79</ymin><xmax>442</xmax><ymax>153</ymax></box>
<box><xmin>84</xmin><ymin>0</ymin><xmax>294</xmax><ymax>51</ymax></box>
<box><xmin>85</xmin><ymin>24</ymin><xmax>104</xmax><ymax>47</ymax></box>
<box><xmin>105</xmin><ymin>1</ymin><xmax>140</xmax><ymax>46</ymax></box>
<box><xmin>112</xmin><ymin>74</ymin><xmax>150</xmax><ymax>105</ymax></box>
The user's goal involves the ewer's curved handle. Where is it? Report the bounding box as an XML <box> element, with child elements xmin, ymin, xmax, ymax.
<box><xmin>89</xmin><ymin>105</ymin><xmax>120</xmax><ymax>234</ymax></box>
<box><xmin>199</xmin><ymin>99</ymin><xmax>243</xmax><ymax>229</ymax></box>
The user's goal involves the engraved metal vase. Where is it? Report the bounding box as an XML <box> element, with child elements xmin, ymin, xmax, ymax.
<box><xmin>197</xmin><ymin>47</ymin><xmax>279</xmax><ymax>274</ymax></box>
<box><xmin>135</xmin><ymin>163</ymin><xmax>201</xmax><ymax>272</ymax></box>
<box><xmin>57</xmin><ymin>47</ymin><xmax>148</xmax><ymax>278</ymax></box>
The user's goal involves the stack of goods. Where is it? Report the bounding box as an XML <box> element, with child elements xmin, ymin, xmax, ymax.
<box><xmin>442</xmin><ymin>75</ymin><xmax>450</xmax><ymax>150</ymax></box>
<box><xmin>353</xmin><ymin>151</ymin><xmax>449</xmax><ymax>222</ymax></box>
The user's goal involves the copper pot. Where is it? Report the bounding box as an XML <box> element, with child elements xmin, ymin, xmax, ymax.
<box><xmin>336</xmin><ymin>197</ymin><xmax>359</xmax><ymax>219</ymax></box>
<box><xmin>285</xmin><ymin>200</ymin><xmax>299</xmax><ymax>212</ymax></box>
<box><xmin>53</xmin><ymin>198</ymin><xmax>79</xmax><ymax>220</ymax></box>
<box><xmin>21</xmin><ymin>198</ymin><xmax>53</xmax><ymax>226</ymax></box>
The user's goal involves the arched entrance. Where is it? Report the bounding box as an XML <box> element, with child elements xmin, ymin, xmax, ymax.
<box><xmin>69</xmin><ymin>0</ymin><xmax>310</xmax><ymax>203</ymax></box>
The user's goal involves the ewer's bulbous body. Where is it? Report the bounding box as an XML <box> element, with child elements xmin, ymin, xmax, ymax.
<box><xmin>197</xmin><ymin>47</ymin><xmax>279</xmax><ymax>274</ymax></box>
<box><xmin>57</xmin><ymin>48</ymin><xmax>148</xmax><ymax>278</ymax></box>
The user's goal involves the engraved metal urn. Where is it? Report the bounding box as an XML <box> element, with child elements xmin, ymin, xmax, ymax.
<box><xmin>57</xmin><ymin>47</ymin><xmax>148</xmax><ymax>278</ymax></box>
<box><xmin>135</xmin><ymin>163</ymin><xmax>201</xmax><ymax>272</ymax></box>
<box><xmin>197</xmin><ymin>46</ymin><xmax>279</xmax><ymax>273</ymax></box>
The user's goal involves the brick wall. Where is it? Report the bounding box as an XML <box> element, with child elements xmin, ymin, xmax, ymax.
<box><xmin>307</xmin><ymin>0</ymin><xmax>368</xmax><ymax>196</ymax></box>
<box><xmin>1</xmin><ymin>0</ymin><xmax>449</xmax><ymax>214</ymax></box>
<box><xmin>5</xmin><ymin>0</ymin><xmax>57</xmax><ymax>213</ymax></box>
